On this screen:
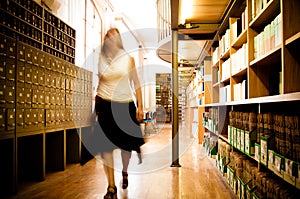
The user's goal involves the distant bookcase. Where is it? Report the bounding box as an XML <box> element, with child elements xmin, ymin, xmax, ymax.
<box><xmin>156</xmin><ymin>73</ymin><xmax>172</xmax><ymax>123</ymax></box>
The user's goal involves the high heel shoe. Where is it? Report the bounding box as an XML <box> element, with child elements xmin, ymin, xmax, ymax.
<box><xmin>122</xmin><ymin>171</ymin><xmax>128</xmax><ymax>189</ymax></box>
<box><xmin>104</xmin><ymin>186</ymin><xmax>117</xmax><ymax>199</ymax></box>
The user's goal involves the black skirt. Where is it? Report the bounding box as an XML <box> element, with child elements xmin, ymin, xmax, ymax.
<box><xmin>95</xmin><ymin>95</ymin><xmax>145</xmax><ymax>153</ymax></box>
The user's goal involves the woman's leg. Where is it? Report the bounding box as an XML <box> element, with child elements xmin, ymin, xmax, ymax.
<box><xmin>121</xmin><ymin>150</ymin><xmax>132</xmax><ymax>172</ymax></box>
<box><xmin>102</xmin><ymin>152</ymin><xmax>118</xmax><ymax>198</ymax></box>
<box><xmin>121</xmin><ymin>150</ymin><xmax>131</xmax><ymax>189</ymax></box>
<box><xmin>102</xmin><ymin>151</ymin><xmax>115</xmax><ymax>188</ymax></box>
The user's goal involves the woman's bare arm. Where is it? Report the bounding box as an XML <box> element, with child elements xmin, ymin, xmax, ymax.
<box><xmin>129</xmin><ymin>56</ymin><xmax>143</xmax><ymax>122</ymax></box>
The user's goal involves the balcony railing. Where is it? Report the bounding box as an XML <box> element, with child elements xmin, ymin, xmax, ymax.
<box><xmin>157</xmin><ymin>0</ymin><xmax>171</xmax><ymax>42</ymax></box>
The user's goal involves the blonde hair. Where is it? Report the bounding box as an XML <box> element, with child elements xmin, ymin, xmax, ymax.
<box><xmin>101</xmin><ymin>28</ymin><xmax>124</xmax><ymax>58</ymax></box>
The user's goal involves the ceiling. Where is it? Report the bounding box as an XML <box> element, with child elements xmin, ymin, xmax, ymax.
<box><xmin>167</xmin><ymin>0</ymin><xmax>233</xmax><ymax>64</ymax></box>
<box><xmin>108</xmin><ymin>0</ymin><xmax>233</xmax><ymax>63</ymax></box>
<box><xmin>178</xmin><ymin>0</ymin><xmax>233</xmax><ymax>24</ymax></box>
<box><xmin>164</xmin><ymin>0</ymin><xmax>233</xmax><ymax>88</ymax></box>
<box><xmin>109</xmin><ymin>0</ymin><xmax>233</xmax><ymax>63</ymax></box>
<box><xmin>108</xmin><ymin>0</ymin><xmax>158</xmax><ymax>49</ymax></box>
<box><xmin>106</xmin><ymin>0</ymin><xmax>233</xmax><ymax>88</ymax></box>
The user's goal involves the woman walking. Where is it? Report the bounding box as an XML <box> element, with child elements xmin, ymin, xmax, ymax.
<box><xmin>95</xmin><ymin>28</ymin><xmax>145</xmax><ymax>199</ymax></box>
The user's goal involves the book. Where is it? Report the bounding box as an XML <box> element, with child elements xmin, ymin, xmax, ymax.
<box><xmin>221</xmin><ymin>58</ymin><xmax>230</xmax><ymax>80</ymax></box>
<box><xmin>219</xmin><ymin>86</ymin><xmax>226</xmax><ymax>103</ymax></box>
<box><xmin>231</xmin><ymin>18</ymin><xmax>241</xmax><ymax>41</ymax></box>
<box><xmin>226</xmin><ymin>85</ymin><xmax>231</xmax><ymax>102</ymax></box>
<box><xmin>253</xmin><ymin>13</ymin><xmax>282</xmax><ymax>60</ymax></box>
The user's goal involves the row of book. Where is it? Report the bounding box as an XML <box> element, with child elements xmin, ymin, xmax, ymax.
<box><xmin>231</xmin><ymin>43</ymin><xmax>248</xmax><ymax>75</ymax></box>
<box><xmin>231</xmin><ymin>18</ymin><xmax>242</xmax><ymax>44</ymax></box>
<box><xmin>221</xmin><ymin>57</ymin><xmax>230</xmax><ymax>81</ymax></box>
<box><xmin>216</xmin><ymin>7</ymin><xmax>248</xmax><ymax>62</ymax></box>
<box><xmin>251</xmin><ymin>0</ymin><xmax>271</xmax><ymax>20</ymax></box>
<box><xmin>219</xmin><ymin>45</ymin><xmax>247</xmax><ymax>81</ymax></box>
<box><xmin>233</xmin><ymin>80</ymin><xmax>247</xmax><ymax>101</ymax></box>
<box><xmin>227</xmin><ymin>110</ymin><xmax>300</xmax><ymax>191</ymax></box>
<box><xmin>225</xmin><ymin>148</ymin><xmax>297</xmax><ymax>199</ymax></box>
<box><xmin>219</xmin><ymin>29</ymin><xmax>230</xmax><ymax>56</ymax></box>
<box><xmin>230</xmin><ymin>7</ymin><xmax>247</xmax><ymax>43</ymax></box>
<box><xmin>229</xmin><ymin>111</ymin><xmax>300</xmax><ymax>163</ymax></box>
<box><xmin>253</xmin><ymin>13</ymin><xmax>282</xmax><ymax>60</ymax></box>
<box><xmin>240</xmin><ymin>7</ymin><xmax>248</xmax><ymax>33</ymax></box>
<box><xmin>212</xmin><ymin>46</ymin><xmax>220</xmax><ymax>66</ymax></box>
<box><xmin>214</xmin><ymin>68</ymin><xmax>220</xmax><ymax>83</ymax></box>
<box><xmin>202</xmin><ymin>107</ymin><xmax>219</xmax><ymax>133</ymax></box>
<box><xmin>259</xmin><ymin>114</ymin><xmax>300</xmax><ymax>162</ymax></box>
<box><xmin>229</xmin><ymin>111</ymin><xmax>257</xmax><ymax>132</ymax></box>
<box><xmin>220</xmin><ymin>84</ymin><xmax>231</xmax><ymax>103</ymax></box>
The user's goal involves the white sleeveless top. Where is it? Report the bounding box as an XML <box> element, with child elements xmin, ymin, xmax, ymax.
<box><xmin>97</xmin><ymin>50</ymin><xmax>134</xmax><ymax>102</ymax></box>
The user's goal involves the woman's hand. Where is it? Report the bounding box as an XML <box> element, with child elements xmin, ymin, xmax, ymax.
<box><xmin>136</xmin><ymin>108</ymin><xmax>144</xmax><ymax>123</ymax></box>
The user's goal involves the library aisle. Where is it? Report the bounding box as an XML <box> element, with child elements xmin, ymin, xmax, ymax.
<box><xmin>8</xmin><ymin>124</ymin><xmax>236</xmax><ymax>199</ymax></box>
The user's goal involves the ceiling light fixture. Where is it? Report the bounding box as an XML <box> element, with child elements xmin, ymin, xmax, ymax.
<box><xmin>178</xmin><ymin>23</ymin><xmax>200</xmax><ymax>29</ymax></box>
<box><xmin>179</xmin><ymin>0</ymin><xmax>193</xmax><ymax>25</ymax></box>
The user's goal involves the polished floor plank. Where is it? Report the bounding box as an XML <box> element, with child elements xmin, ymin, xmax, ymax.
<box><xmin>8</xmin><ymin>124</ymin><xmax>236</xmax><ymax>199</ymax></box>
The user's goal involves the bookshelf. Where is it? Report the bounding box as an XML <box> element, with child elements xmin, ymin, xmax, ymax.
<box><xmin>185</xmin><ymin>57</ymin><xmax>212</xmax><ymax>144</ymax></box>
<box><xmin>202</xmin><ymin>0</ymin><xmax>300</xmax><ymax>197</ymax></box>
<box><xmin>185</xmin><ymin>71</ymin><xmax>199</xmax><ymax>140</ymax></box>
<box><xmin>209</xmin><ymin>0</ymin><xmax>300</xmax><ymax>107</ymax></box>
<box><xmin>156</xmin><ymin>73</ymin><xmax>172</xmax><ymax>123</ymax></box>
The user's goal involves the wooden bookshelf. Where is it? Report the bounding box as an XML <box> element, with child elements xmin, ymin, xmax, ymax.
<box><xmin>204</xmin><ymin>0</ymin><xmax>300</xmax><ymax>194</ymax></box>
<box><xmin>282</xmin><ymin>0</ymin><xmax>300</xmax><ymax>94</ymax></box>
<box><xmin>185</xmin><ymin>57</ymin><xmax>212</xmax><ymax>144</ymax></box>
<box><xmin>249</xmin><ymin>0</ymin><xmax>280</xmax><ymax>29</ymax></box>
<box><xmin>285</xmin><ymin>32</ymin><xmax>300</xmax><ymax>46</ymax></box>
<box><xmin>156</xmin><ymin>73</ymin><xmax>172</xmax><ymax>123</ymax></box>
<box><xmin>232</xmin><ymin>29</ymin><xmax>247</xmax><ymax>49</ymax></box>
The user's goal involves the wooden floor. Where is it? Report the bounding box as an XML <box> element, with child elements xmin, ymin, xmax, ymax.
<box><xmin>9</xmin><ymin>124</ymin><xmax>236</xmax><ymax>199</ymax></box>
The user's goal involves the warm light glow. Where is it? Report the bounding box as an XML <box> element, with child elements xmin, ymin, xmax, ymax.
<box><xmin>179</xmin><ymin>0</ymin><xmax>193</xmax><ymax>24</ymax></box>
